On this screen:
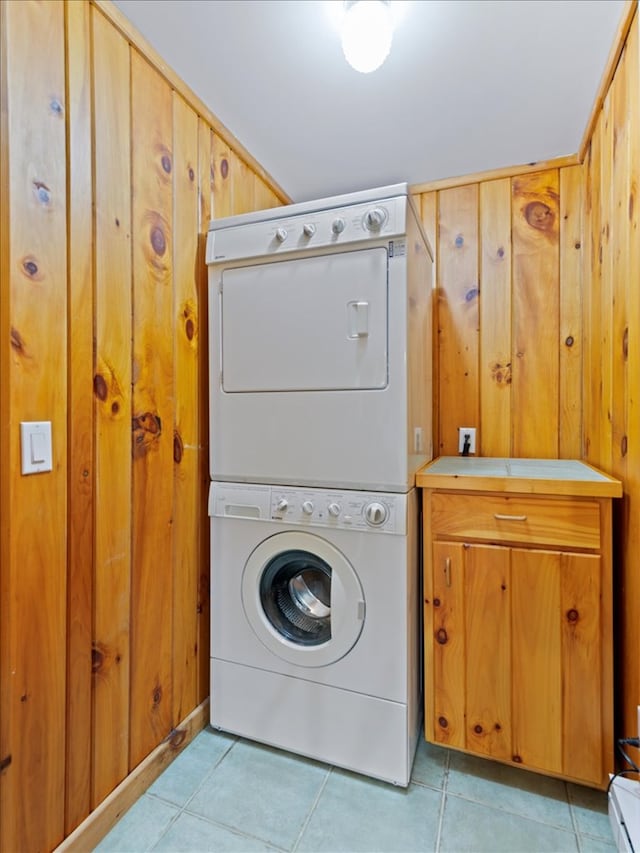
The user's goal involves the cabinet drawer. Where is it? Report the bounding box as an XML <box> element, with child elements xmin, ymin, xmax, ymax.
<box><xmin>430</xmin><ymin>493</ymin><xmax>600</xmax><ymax>549</ymax></box>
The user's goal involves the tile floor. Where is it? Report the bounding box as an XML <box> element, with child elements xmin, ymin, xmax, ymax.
<box><xmin>96</xmin><ymin>727</ymin><xmax>616</xmax><ymax>852</ymax></box>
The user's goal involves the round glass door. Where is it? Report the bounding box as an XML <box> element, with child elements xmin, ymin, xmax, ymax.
<box><xmin>242</xmin><ymin>531</ymin><xmax>365</xmax><ymax>667</ymax></box>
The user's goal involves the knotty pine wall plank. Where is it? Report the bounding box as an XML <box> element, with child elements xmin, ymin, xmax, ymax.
<box><xmin>91</xmin><ymin>5</ymin><xmax>132</xmax><ymax>809</ymax></box>
<box><xmin>129</xmin><ymin>50</ymin><xmax>175</xmax><ymax>768</ymax></box>
<box><xmin>0</xmin><ymin>1</ymin><xmax>68</xmax><ymax>849</ymax></box>
<box><xmin>511</xmin><ymin>170</ymin><xmax>561</xmax><ymax>458</ymax></box>
<box><xmin>65</xmin><ymin>0</ymin><xmax>94</xmax><ymax>834</ymax></box>
<box><xmin>172</xmin><ymin>92</ymin><xmax>200</xmax><ymax>725</ymax></box>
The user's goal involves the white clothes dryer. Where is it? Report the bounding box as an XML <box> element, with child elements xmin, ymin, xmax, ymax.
<box><xmin>206</xmin><ymin>184</ymin><xmax>433</xmax><ymax>492</ymax></box>
<box><xmin>209</xmin><ymin>481</ymin><xmax>422</xmax><ymax>787</ymax></box>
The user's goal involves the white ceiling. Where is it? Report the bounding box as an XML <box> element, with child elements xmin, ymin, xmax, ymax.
<box><xmin>112</xmin><ymin>0</ymin><xmax>625</xmax><ymax>203</ymax></box>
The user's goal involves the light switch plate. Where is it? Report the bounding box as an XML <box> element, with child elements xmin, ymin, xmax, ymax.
<box><xmin>20</xmin><ymin>421</ymin><xmax>53</xmax><ymax>474</ymax></box>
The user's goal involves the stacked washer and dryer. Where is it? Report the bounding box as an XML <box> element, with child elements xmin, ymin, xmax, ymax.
<box><xmin>206</xmin><ymin>184</ymin><xmax>433</xmax><ymax>786</ymax></box>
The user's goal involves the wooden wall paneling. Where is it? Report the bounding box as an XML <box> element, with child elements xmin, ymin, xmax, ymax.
<box><xmin>559</xmin><ymin>166</ymin><xmax>584</xmax><ymax>459</ymax></box>
<box><xmin>212</xmin><ymin>133</ymin><xmax>233</xmax><ymax>219</ymax></box>
<box><xmin>65</xmin><ymin>0</ymin><xmax>94</xmax><ymax>833</ymax></box>
<box><xmin>437</xmin><ymin>185</ymin><xmax>479</xmax><ymax>455</ymax></box>
<box><xmin>479</xmin><ymin>179</ymin><xmax>512</xmax><ymax>456</ymax></box>
<box><xmin>91</xmin><ymin>6</ymin><xmax>132</xmax><ymax>807</ymax></box>
<box><xmin>511</xmin><ymin>170</ymin><xmax>560</xmax><ymax>458</ymax></box>
<box><xmin>420</xmin><ymin>192</ymin><xmax>439</xmax><ymax>455</ymax></box>
<box><xmin>584</xmin><ymin>124</ymin><xmax>602</xmax><ymax>466</ymax></box>
<box><xmin>612</xmin><ymin>9</ymin><xmax>640</xmax><ymax>743</ymax></box>
<box><xmin>0</xmin><ymin>1</ymin><xmax>68</xmax><ymax>850</ymax></box>
<box><xmin>0</xmin><ymin>0</ymin><xmax>8</xmax><ymax>832</ymax></box>
<box><xmin>172</xmin><ymin>92</ymin><xmax>199</xmax><ymax>725</ymax></box>
<box><xmin>233</xmin><ymin>155</ymin><xmax>257</xmax><ymax>215</ymax></box>
<box><xmin>255</xmin><ymin>177</ymin><xmax>280</xmax><ymax>212</ymax></box>
<box><xmin>599</xmin><ymin>93</ymin><xmax>614</xmax><ymax>474</ymax></box>
<box><xmin>130</xmin><ymin>50</ymin><xmax>175</xmax><ymax>767</ymax></box>
<box><xmin>197</xmin><ymin>121</ymin><xmax>213</xmax><ymax>704</ymax></box>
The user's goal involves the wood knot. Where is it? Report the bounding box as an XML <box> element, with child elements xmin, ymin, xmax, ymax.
<box><xmin>115</xmin><ymin>218</ymin><xmax>120</xmax><ymax>227</ymax></box>
<box><xmin>465</xmin><ymin>286</ymin><xmax>478</xmax><ymax>303</ymax></box>
<box><xmin>186</xmin><ymin>317</ymin><xmax>195</xmax><ymax>341</ymax></box>
<box><xmin>524</xmin><ymin>201</ymin><xmax>555</xmax><ymax>232</ymax></box>
<box><xmin>132</xmin><ymin>412</ymin><xmax>162</xmax><ymax>458</ymax></box>
<box><xmin>433</xmin><ymin>597</ymin><xmax>440</xmax><ymax>607</ymax></box>
<box><xmin>566</xmin><ymin>608</ymin><xmax>579</xmax><ymax>623</ymax></box>
<box><xmin>93</xmin><ymin>373</ymin><xmax>108</xmax><ymax>401</ymax></box>
<box><xmin>92</xmin><ymin>646</ymin><xmax>105</xmax><ymax>673</ymax></box>
<box><xmin>111</xmin><ymin>401</ymin><xmax>120</xmax><ymax>415</ymax></box>
<box><xmin>497</xmin><ymin>246</ymin><xmax>505</xmax><ymax>258</ymax></box>
<box><xmin>49</xmin><ymin>97</ymin><xmax>64</xmax><ymax>116</ymax></box>
<box><xmin>474</xmin><ymin>724</ymin><xmax>483</xmax><ymax>734</ymax></box>
<box><xmin>438</xmin><ymin>716</ymin><xmax>448</xmax><ymax>729</ymax></box>
<box><xmin>150</xmin><ymin>225</ymin><xmax>166</xmax><ymax>256</ymax></box>
<box><xmin>188</xmin><ymin>167</ymin><xmax>195</xmax><ymax>182</ymax></box>
<box><xmin>574</xmin><ymin>241</ymin><xmax>581</xmax><ymax>250</ymax></box>
<box><xmin>435</xmin><ymin>628</ymin><xmax>448</xmax><ymax>645</ymax></box>
<box><xmin>161</xmin><ymin>154</ymin><xmax>172</xmax><ymax>174</ymax></box>
<box><xmin>512</xmin><ymin>754</ymin><xmax>523</xmax><ymax>764</ymax></box>
<box><xmin>220</xmin><ymin>158</ymin><xmax>229</xmax><ymax>179</ymax></box>
<box><xmin>21</xmin><ymin>256</ymin><xmax>41</xmax><ymax>279</ymax></box>
<box><xmin>621</xmin><ymin>435</ymin><xmax>628</xmax><ymax>457</ymax></box>
<box><xmin>454</xmin><ymin>234</ymin><xmax>464</xmax><ymax>248</ymax></box>
<box><xmin>623</xmin><ymin>327</ymin><xmax>629</xmax><ymax>360</ymax></box>
<box><xmin>494</xmin><ymin>723</ymin><xmax>502</xmax><ymax>731</ymax></box>
<box><xmin>174</xmin><ymin>430</ymin><xmax>183</xmax><ymax>464</ymax></box>
<box><xmin>565</xmin><ymin>336</ymin><xmax>574</xmax><ymax>347</ymax></box>
<box><xmin>33</xmin><ymin>180</ymin><xmax>52</xmax><ymax>206</ymax></box>
<box><xmin>490</xmin><ymin>361</ymin><xmax>512</xmax><ymax>385</ymax></box>
<box><xmin>152</xmin><ymin>685</ymin><xmax>163</xmax><ymax>706</ymax></box>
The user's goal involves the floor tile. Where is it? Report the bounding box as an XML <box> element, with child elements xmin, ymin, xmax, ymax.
<box><xmin>567</xmin><ymin>783</ymin><xmax>613</xmax><ymax>841</ymax></box>
<box><xmin>296</xmin><ymin>768</ymin><xmax>442</xmax><ymax>852</ymax></box>
<box><xmin>577</xmin><ymin>834</ymin><xmax>617</xmax><ymax>852</ymax></box>
<box><xmin>152</xmin><ymin>811</ymin><xmax>278</xmax><ymax>852</ymax></box>
<box><xmin>95</xmin><ymin>794</ymin><xmax>179</xmax><ymax>852</ymax></box>
<box><xmin>411</xmin><ymin>738</ymin><xmax>448</xmax><ymax>790</ymax></box>
<box><xmin>187</xmin><ymin>739</ymin><xmax>329</xmax><ymax>850</ymax></box>
<box><xmin>447</xmin><ymin>751</ymin><xmax>573</xmax><ymax>829</ymax></box>
<box><xmin>439</xmin><ymin>794</ymin><xmax>579</xmax><ymax>853</ymax></box>
<box><xmin>148</xmin><ymin>727</ymin><xmax>235</xmax><ymax>807</ymax></box>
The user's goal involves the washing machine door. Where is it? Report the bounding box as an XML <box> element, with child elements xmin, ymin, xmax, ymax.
<box><xmin>241</xmin><ymin>531</ymin><xmax>365</xmax><ymax>667</ymax></box>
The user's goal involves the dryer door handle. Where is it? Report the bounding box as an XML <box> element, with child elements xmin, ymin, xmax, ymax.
<box><xmin>348</xmin><ymin>301</ymin><xmax>369</xmax><ymax>338</ymax></box>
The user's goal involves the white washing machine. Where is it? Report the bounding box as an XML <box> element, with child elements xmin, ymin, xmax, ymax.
<box><xmin>209</xmin><ymin>481</ymin><xmax>421</xmax><ymax>786</ymax></box>
<box><xmin>206</xmin><ymin>183</ymin><xmax>433</xmax><ymax>492</ymax></box>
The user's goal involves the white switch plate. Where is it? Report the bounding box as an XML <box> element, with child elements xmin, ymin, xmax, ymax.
<box><xmin>20</xmin><ymin>421</ymin><xmax>52</xmax><ymax>474</ymax></box>
<box><xmin>458</xmin><ymin>427</ymin><xmax>476</xmax><ymax>454</ymax></box>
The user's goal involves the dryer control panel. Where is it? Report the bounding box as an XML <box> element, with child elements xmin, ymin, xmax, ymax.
<box><xmin>209</xmin><ymin>482</ymin><xmax>407</xmax><ymax>536</ymax></box>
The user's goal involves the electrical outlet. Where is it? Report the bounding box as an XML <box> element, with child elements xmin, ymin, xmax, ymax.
<box><xmin>458</xmin><ymin>427</ymin><xmax>476</xmax><ymax>454</ymax></box>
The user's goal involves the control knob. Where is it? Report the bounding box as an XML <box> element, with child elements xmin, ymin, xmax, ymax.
<box><xmin>364</xmin><ymin>501</ymin><xmax>388</xmax><ymax>526</ymax></box>
<box><xmin>276</xmin><ymin>498</ymin><xmax>289</xmax><ymax>512</ymax></box>
<box><xmin>275</xmin><ymin>227</ymin><xmax>288</xmax><ymax>243</ymax></box>
<box><xmin>301</xmin><ymin>500</ymin><xmax>314</xmax><ymax>515</ymax></box>
<box><xmin>331</xmin><ymin>217</ymin><xmax>346</xmax><ymax>235</ymax></box>
<box><xmin>327</xmin><ymin>502</ymin><xmax>341</xmax><ymax>517</ymax></box>
<box><xmin>303</xmin><ymin>223</ymin><xmax>316</xmax><ymax>237</ymax></box>
<box><xmin>364</xmin><ymin>207</ymin><xmax>385</xmax><ymax>231</ymax></box>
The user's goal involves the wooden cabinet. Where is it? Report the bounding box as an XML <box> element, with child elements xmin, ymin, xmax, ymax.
<box><xmin>417</xmin><ymin>458</ymin><xmax>622</xmax><ymax>789</ymax></box>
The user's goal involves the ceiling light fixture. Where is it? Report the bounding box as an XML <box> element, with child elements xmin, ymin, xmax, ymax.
<box><xmin>340</xmin><ymin>0</ymin><xmax>394</xmax><ymax>74</ymax></box>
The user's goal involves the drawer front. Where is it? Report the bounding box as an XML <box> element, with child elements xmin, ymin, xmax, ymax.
<box><xmin>430</xmin><ymin>493</ymin><xmax>600</xmax><ymax>549</ymax></box>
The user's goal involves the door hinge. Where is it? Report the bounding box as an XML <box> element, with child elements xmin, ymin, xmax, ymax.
<box><xmin>0</xmin><ymin>754</ymin><xmax>12</xmax><ymax>772</ymax></box>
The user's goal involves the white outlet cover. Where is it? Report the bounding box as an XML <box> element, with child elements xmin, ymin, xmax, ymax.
<box><xmin>458</xmin><ymin>427</ymin><xmax>476</xmax><ymax>454</ymax></box>
<box><xmin>20</xmin><ymin>421</ymin><xmax>52</xmax><ymax>475</ymax></box>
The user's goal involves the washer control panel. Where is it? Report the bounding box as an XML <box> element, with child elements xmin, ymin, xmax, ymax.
<box><xmin>210</xmin><ymin>482</ymin><xmax>406</xmax><ymax>535</ymax></box>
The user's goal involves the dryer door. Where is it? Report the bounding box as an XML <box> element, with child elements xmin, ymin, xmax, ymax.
<box><xmin>241</xmin><ymin>531</ymin><xmax>365</xmax><ymax>667</ymax></box>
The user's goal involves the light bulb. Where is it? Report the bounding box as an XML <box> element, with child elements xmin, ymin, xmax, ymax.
<box><xmin>341</xmin><ymin>1</ymin><xmax>393</xmax><ymax>74</ymax></box>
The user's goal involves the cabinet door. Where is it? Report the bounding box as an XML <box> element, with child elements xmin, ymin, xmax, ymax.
<box><xmin>511</xmin><ymin>549</ymin><xmax>602</xmax><ymax>783</ymax></box>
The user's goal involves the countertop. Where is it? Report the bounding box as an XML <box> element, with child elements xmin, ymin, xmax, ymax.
<box><xmin>416</xmin><ymin>456</ymin><xmax>623</xmax><ymax>498</ymax></box>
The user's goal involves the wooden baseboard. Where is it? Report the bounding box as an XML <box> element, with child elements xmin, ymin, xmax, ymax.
<box><xmin>55</xmin><ymin>699</ymin><xmax>210</xmax><ymax>852</ymax></box>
